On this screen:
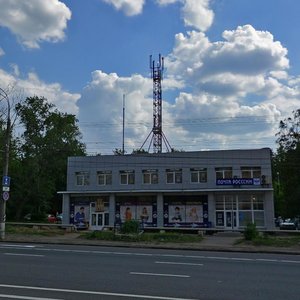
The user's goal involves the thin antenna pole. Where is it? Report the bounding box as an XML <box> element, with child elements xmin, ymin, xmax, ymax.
<box><xmin>122</xmin><ymin>94</ymin><xmax>125</xmax><ymax>155</ymax></box>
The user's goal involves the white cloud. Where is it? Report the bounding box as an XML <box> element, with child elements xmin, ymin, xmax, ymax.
<box><xmin>102</xmin><ymin>0</ymin><xmax>145</xmax><ymax>16</ymax></box>
<box><xmin>0</xmin><ymin>47</ymin><xmax>4</xmax><ymax>56</ymax></box>
<box><xmin>78</xmin><ymin>70</ymin><xmax>155</xmax><ymax>154</ymax></box>
<box><xmin>0</xmin><ymin>68</ymin><xmax>80</xmax><ymax>114</ymax></box>
<box><xmin>167</xmin><ymin>25</ymin><xmax>289</xmax><ymax>94</ymax></box>
<box><xmin>182</xmin><ymin>0</ymin><xmax>214</xmax><ymax>31</ymax></box>
<box><xmin>158</xmin><ymin>24</ymin><xmax>300</xmax><ymax>150</ymax></box>
<box><xmin>157</xmin><ymin>0</ymin><xmax>214</xmax><ymax>32</ymax></box>
<box><xmin>0</xmin><ymin>0</ymin><xmax>71</xmax><ymax>48</ymax></box>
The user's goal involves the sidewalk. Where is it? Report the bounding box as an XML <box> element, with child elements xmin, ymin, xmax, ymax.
<box><xmin>2</xmin><ymin>231</ymin><xmax>300</xmax><ymax>255</ymax></box>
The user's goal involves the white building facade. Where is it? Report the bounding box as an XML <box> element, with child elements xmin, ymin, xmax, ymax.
<box><xmin>59</xmin><ymin>148</ymin><xmax>275</xmax><ymax>230</ymax></box>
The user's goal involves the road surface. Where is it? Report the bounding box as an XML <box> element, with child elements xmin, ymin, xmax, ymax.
<box><xmin>0</xmin><ymin>243</ymin><xmax>299</xmax><ymax>299</ymax></box>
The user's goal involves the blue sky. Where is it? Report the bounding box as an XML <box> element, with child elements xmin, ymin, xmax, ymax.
<box><xmin>1</xmin><ymin>0</ymin><xmax>300</xmax><ymax>154</ymax></box>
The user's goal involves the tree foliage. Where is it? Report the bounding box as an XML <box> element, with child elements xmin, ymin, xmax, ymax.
<box><xmin>274</xmin><ymin>109</ymin><xmax>300</xmax><ymax>217</ymax></box>
<box><xmin>6</xmin><ymin>96</ymin><xmax>86</xmax><ymax>220</ymax></box>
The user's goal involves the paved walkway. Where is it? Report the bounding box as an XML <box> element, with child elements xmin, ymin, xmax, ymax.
<box><xmin>2</xmin><ymin>231</ymin><xmax>300</xmax><ymax>255</ymax></box>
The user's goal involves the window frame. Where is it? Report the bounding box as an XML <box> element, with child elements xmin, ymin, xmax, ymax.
<box><xmin>190</xmin><ymin>168</ymin><xmax>207</xmax><ymax>183</ymax></box>
<box><xmin>120</xmin><ymin>170</ymin><xmax>135</xmax><ymax>185</ymax></box>
<box><xmin>241</xmin><ymin>167</ymin><xmax>261</xmax><ymax>178</ymax></box>
<box><xmin>215</xmin><ymin>167</ymin><xmax>232</xmax><ymax>179</ymax></box>
<box><xmin>142</xmin><ymin>169</ymin><xmax>158</xmax><ymax>185</ymax></box>
<box><xmin>97</xmin><ymin>171</ymin><xmax>112</xmax><ymax>186</ymax></box>
<box><xmin>75</xmin><ymin>171</ymin><xmax>89</xmax><ymax>186</ymax></box>
<box><xmin>166</xmin><ymin>169</ymin><xmax>182</xmax><ymax>184</ymax></box>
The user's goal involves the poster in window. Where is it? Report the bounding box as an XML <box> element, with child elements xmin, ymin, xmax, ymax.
<box><xmin>169</xmin><ymin>205</ymin><xmax>185</xmax><ymax>223</ymax></box>
<box><xmin>120</xmin><ymin>205</ymin><xmax>136</xmax><ymax>222</ymax></box>
<box><xmin>137</xmin><ymin>205</ymin><xmax>152</xmax><ymax>223</ymax></box>
<box><xmin>185</xmin><ymin>205</ymin><xmax>203</xmax><ymax>223</ymax></box>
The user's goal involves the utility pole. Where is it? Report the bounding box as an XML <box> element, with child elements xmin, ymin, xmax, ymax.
<box><xmin>0</xmin><ymin>87</ymin><xmax>11</xmax><ymax>240</ymax></box>
<box><xmin>122</xmin><ymin>94</ymin><xmax>125</xmax><ymax>155</ymax></box>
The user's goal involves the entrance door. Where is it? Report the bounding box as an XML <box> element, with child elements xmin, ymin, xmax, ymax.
<box><xmin>225</xmin><ymin>211</ymin><xmax>237</xmax><ymax>229</ymax></box>
<box><xmin>90</xmin><ymin>212</ymin><xmax>104</xmax><ymax>230</ymax></box>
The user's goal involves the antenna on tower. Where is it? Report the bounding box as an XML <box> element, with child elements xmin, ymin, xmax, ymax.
<box><xmin>140</xmin><ymin>54</ymin><xmax>172</xmax><ymax>153</ymax></box>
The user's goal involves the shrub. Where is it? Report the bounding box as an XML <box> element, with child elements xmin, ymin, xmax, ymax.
<box><xmin>121</xmin><ymin>220</ymin><xmax>140</xmax><ymax>234</ymax></box>
<box><xmin>244</xmin><ymin>222</ymin><xmax>258</xmax><ymax>241</ymax></box>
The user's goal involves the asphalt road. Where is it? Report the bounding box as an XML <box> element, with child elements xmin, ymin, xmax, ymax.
<box><xmin>0</xmin><ymin>243</ymin><xmax>299</xmax><ymax>300</ymax></box>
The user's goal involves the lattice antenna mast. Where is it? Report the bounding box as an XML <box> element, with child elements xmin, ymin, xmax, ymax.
<box><xmin>140</xmin><ymin>54</ymin><xmax>172</xmax><ymax>153</ymax></box>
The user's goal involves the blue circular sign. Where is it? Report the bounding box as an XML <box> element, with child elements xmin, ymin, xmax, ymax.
<box><xmin>2</xmin><ymin>191</ymin><xmax>9</xmax><ymax>201</ymax></box>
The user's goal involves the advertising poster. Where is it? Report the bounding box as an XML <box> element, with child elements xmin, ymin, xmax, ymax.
<box><xmin>120</xmin><ymin>204</ymin><xmax>136</xmax><ymax>222</ymax></box>
<box><xmin>164</xmin><ymin>195</ymin><xmax>209</xmax><ymax>228</ymax></box>
<box><xmin>137</xmin><ymin>205</ymin><xmax>153</xmax><ymax>223</ymax></box>
<box><xmin>185</xmin><ymin>205</ymin><xmax>203</xmax><ymax>223</ymax></box>
<box><xmin>169</xmin><ymin>205</ymin><xmax>185</xmax><ymax>223</ymax></box>
<box><xmin>115</xmin><ymin>197</ymin><xmax>157</xmax><ymax>227</ymax></box>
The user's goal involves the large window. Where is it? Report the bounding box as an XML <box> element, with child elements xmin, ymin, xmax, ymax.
<box><xmin>166</xmin><ymin>169</ymin><xmax>182</xmax><ymax>184</ymax></box>
<box><xmin>120</xmin><ymin>170</ymin><xmax>135</xmax><ymax>185</ymax></box>
<box><xmin>142</xmin><ymin>169</ymin><xmax>158</xmax><ymax>184</ymax></box>
<box><xmin>97</xmin><ymin>171</ymin><xmax>112</xmax><ymax>185</ymax></box>
<box><xmin>215</xmin><ymin>194</ymin><xmax>265</xmax><ymax>227</ymax></box>
<box><xmin>75</xmin><ymin>171</ymin><xmax>89</xmax><ymax>186</ymax></box>
<box><xmin>238</xmin><ymin>195</ymin><xmax>264</xmax><ymax>227</ymax></box>
<box><xmin>190</xmin><ymin>168</ymin><xmax>207</xmax><ymax>183</ymax></box>
<box><xmin>215</xmin><ymin>167</ymin><xmax>232</xmax><ymax>179</ymax></box>
<box><xmin>241</xmin><ymin>167</ymin><xmax>261</xmax><ymax>178</ymax></box>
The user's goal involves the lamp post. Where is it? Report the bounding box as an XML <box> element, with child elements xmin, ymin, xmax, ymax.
<box><xmin>0</xmin><ymin>88</ymin><xmax>11</xmax><ymax>240</ymax></box>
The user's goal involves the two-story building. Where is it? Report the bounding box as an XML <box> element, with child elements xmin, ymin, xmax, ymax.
<box><xmin>59</xmin><ymin>148</ymin><xmax>275</xmax><ymax>230</ymax></box>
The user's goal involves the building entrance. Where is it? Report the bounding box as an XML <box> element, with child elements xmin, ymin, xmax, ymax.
<box><xmin>90</xmin><ymin>212</ymin><xmax>105</xmax><ymax>230</ymax></box>
<box><xmin>225</xmin><ymin>211</ymin><xmax>237</xmax><ymax>229</ymax></box>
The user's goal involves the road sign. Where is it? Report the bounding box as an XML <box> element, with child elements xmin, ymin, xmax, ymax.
<box><xmin>2</xmin><ymin>191</ymin><xmax>9</xmax><ymax>201</ymax></box>
<box><xmin>2</xmin><ymin>176</ymin><xmax>10</xmax><ymax>187</ymax></box>
<box><xmin>2</xmin><ymin>186</ymin><xmax>9</xmax><ymax>192</ymax></box>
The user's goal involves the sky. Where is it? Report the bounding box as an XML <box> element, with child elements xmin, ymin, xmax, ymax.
<box><xmin>0</xmin><ymin>0</ymin><xmax>300</xmax><ymax>155</ymax></box>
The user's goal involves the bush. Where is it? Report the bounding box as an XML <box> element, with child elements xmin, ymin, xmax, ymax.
<box><xmin>121</xmin><ymin>220</ymin><xmax>140</xmax><ymax>234</ymax></box>
<box><xmin>244</xmin><ymin>222</ymin><xmax>258</xmax><ymax>241</ymax></box>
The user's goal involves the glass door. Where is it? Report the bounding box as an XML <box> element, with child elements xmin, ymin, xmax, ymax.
<box><xmin>225</xmin><ymin>211</ymin><xmax>237</xmax><ymax>229</ymax></box>
<box><xmin>90</xmin><ymin>212</ymin><xmax>104</xmax><ymax>230</ymax></box>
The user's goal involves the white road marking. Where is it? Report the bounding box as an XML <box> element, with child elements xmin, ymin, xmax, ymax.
<box><xmin>0</xmin><ymin>244</ymin><xmax>37</xmax><ymax>248</ymax></box>
<box><xmin>130</xmin><ymin>272</ymin><xmax>190</xmax><ymax>278</ymax></box>
<box><xmin>256</xmin><ymin>259</ymin><xmax>278</xmax><ymax>263</ymax></box>
<box><xmin>0</xmin><ymin>284</ymin><xmax>197</xmax><ymax>300</ymax></box>
<box><xmin>0</xmin><ymin>294</ymin><xmax>62</xmax><ymax>300</ymax></box>
<box><xmin>4</xmin><ymin>253</ymin><xmax>44</xmax><ymax>257</ymax></box>
<box><xmin>280</xmin><ymin>260</ymin><xmax>300</xmax><ymax>264</ymax></box>
<box><xmin>155</xmin><ymin>261</ymin><xmax>203</xmax><ymax>266</ymax></box>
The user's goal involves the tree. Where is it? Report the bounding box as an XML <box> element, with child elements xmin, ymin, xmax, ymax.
<box><xmin>274</xmin><ymin>109</ymin><xmax>300</xmax><ymax>217</ymax></box>
<box><xmin>7</xmin><ymin>96</ymin><xmax>86</xmax><ymax>220</ymax></box>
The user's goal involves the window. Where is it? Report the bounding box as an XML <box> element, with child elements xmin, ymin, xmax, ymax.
<box><xmin>166</xmin><ymin>169</ymin><xmax>182</xmax><ymax>184</ymax></box>
<box><xmin>75</xmin><ymin>171</ymin><xmax>89</xmax><ymax>186</ymax></box>
<box><xmin>142</xmin><ymin>169</ymin><xmax>158</xmax><ymax>184</ymax></box>
<box><xmin>97</xmin><ymin>171</ymin><xmax>112</xmax><ymax>185</ymax></box>
<box><xmin>216</xmin><ymin>194</ymin><xmax>264</xmax><ymax>227</ymax></box>
<box><xmin>241</xmin><ymin>167</ymin><xmax>261</xmax><ymax>178</ymax></box>
<box><xmin>215</xmin><ymin>167</ymin><xmax>232</xmax><ymax>179</ymax></box>
<box><xmin>190</xmin><ymin>168</ymin><xmax>207</xmax><ymax>183</ymax></box>
<box><xmin>120</xmin><ymin>170</ymin><xmax>135</xmax><ymax>185</ymax></box>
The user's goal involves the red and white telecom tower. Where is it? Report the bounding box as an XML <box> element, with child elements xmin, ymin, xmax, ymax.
<box><xmin>140</xmin><ymin>54</ymin><xmax>172</xmax><ymax>153</ymax></box>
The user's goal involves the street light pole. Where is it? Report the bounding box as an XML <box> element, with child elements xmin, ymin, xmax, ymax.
<box><xmin>0</xmin><ymin>88</ymin><xmax>11</xmax><ymax>240</ymax></box>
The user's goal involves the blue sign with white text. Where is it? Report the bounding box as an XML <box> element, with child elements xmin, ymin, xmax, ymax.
<box><xmin>216</xmin><ymin>178</ymin><xmax>261</xmax><ymax>186</ymax></box>
<box><xmin>2</xmin><ymin>176</ymin><xmax>11</xmax><ymax>186</ymax></box>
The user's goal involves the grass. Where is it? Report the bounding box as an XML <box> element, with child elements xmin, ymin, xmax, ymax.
<box><xmin>6</xmin><ymin>225</ymin><xmax>66</xmax><ymax>236</ymax></box>
<box><xmin>237</xmin><ymin>234</ymin><xmax>300</xmax><ymax>247</ymax></box>
<box><xmin>81</xmin><ymin>231</ymin><xmax>203</xmax><ymax>243</ymax></box>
